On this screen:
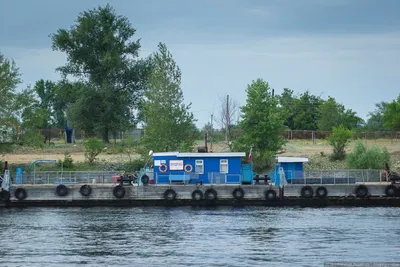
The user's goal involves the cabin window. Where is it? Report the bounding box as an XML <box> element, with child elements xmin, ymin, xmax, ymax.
<box><xmin>220</xmin><ymin>159</ymin><xmax>228</xmax><ymax>173</ymax></box>
<box><xmin>195</xmin><ymin>160</ymin><xmax>204</xmax><ymax>174</ymax></box>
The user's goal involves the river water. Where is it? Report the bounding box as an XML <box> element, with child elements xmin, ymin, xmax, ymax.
<box><xmin>1</xmin><ymin>207</ymin><xmax>400</xmax><ymax>267</ymax></box>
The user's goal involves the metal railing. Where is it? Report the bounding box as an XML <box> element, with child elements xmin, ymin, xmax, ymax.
<box><xmin>155</xmin><ymin>173</ymin><xmax>199</xmax><ymax>185</ymax></box>
<box><xmin>20</xmin><ymin>171</ymin><xmax>120</xmax><ymax>185</ymax></box>
<box><xmin>280</xmin><ymin>169</ymin><xmax>385</xmax><ymax>185</ymax></box>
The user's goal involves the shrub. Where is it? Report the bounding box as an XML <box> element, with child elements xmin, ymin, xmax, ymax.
<box><xmin>347</xmin><ymin>141</ymin><xmax>390</xmax><ymax>169</ymax></box>
<box><xmin>124</xmin><ymin>157</ymin><xmax>146</xmax><ymax>172</ymax></box>
<box><xmin>57</xmin><ymin>151</ymin><xmax>74</xmax><ymax>169</ymax></box>
<box><xmin>328</xmin><ymin>125</ymin><xmax>352</xmax><ymax>160</ymax></box>
<box><xmin>84</xmin><ymin>138</ymin><xmax>104</xmax><ymax>164</ymax></box>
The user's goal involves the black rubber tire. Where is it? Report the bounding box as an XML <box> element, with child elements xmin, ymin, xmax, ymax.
<box><xmin>301</xmin><ymin>186</ymin><xmax>313</xmax><ymax>198</ymax></box>
<box><xmin>14</xmin><ymin>188</ymin><xmax>27</xmax><ymax>200</ymax></box>
<box><xmin>205</xmin><ymin>188</ymin><xmax>218</xmax><ymax>201</ymax></box>
<box><xmin>316</xmin><ymin>186</ymin><xmax>328</xmax><ymax>199</ymax></box>
<box><xmin>232</xmin><ymin>187</ymin><xmax>245</xmax><ymax>200</ymax></box>
<box><xmin>164</xmin><ymin>189</ymin><xmax>177</xmax><ymax>201</ymax></box>
<box><xmin>1</xmin><ymin>190</ymin><xmax>11</xmax><ymax>201</ymax></box>
<box><xmin>56</xmin><ymin>184</ymin><xmax>68</xmax><ymax>197</ymax></box>
<box><xmin>264</xmin><ymin>189</ymin><xmax>277</xmax><ymax>201</ymax></box>
<box><xmin>141</xmin><ymin>174</ymin><xmax>150</xmax><ymax>185</ymax></box>
<box><xmin>385</xmin><ymin>185</ymin><xmax>397</xmax><ymax>197</ymax></box>
<box><xmin>113</xmin><ymin>185</ymin><xmax>125</xmax><ymax>199</ymax></box>
<box><xmin>355</xmin><ymin>185</ymin><xmax>368</xmax><ymax>198</ymax></box>
<box><xmin>191</xmin><ymin>190</ymin><xmax>203</xmax><ymax>201</ymax></box>
<box><xmin>80</xmin><ymin>184</ymin><xmax>92</xmax><ymax>197</ymax></box>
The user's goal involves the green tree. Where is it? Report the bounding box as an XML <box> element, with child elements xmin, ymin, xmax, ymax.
<box><xmin>328</xmin><ymin>125</ymin><xmax>352</xmax><ymax>160</ymax></box>
<box><xmin>84</xmin><ymin>138</ymin><xmax>104</xmax><ymax>164</ymax></box>
<box><xmin>365</xmin><ymin>102</ymin><xmax>388</xmax><ymax>131</ymax></box>
<box><xmin>278</xmin><ymin>88</ymin><xmax>297</xmax><ymax>130</ymax></box>
<box><xmin>0</xmin><ymin>52</ymin><xmax>21</xmax><ymax>121</ymax></box>
<box><xmin>293</xmin><ymin>91</ymin><xmax>322</xmax><ymax>130</ymax></box>
<box><xmin>383</xmin><ymin>95</ymin><xmax>400</xmax><ymax>130</ymax></box>
<box><xmin>51</xmin><ymin>4</ymin><xmax>152</xmax><ymax>142</ymax></box>
<box><xmin>317</xmin><ymin>96</ymin><xmax>363</xmax><ymax>131</ymax></box>
<box><xmin>234</xmin><ymin>78</ymin><xmax>286</xmax><ymax>171</ymax></box>
<box><xmin>32</xmin><ymin>79</ymin><xmax>56</xmax><ymax>128</ymax></box>
<box><xmin>140</xmin><ymin>43</ymin><xmax>197</xmax><ymax>153</ymax></box>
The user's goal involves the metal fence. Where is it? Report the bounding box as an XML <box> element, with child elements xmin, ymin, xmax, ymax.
<box><xmin>20</xmin><ymin>171</ymin><xmax>121</xmax><ymax>185</ymax></box>
<box><xmin>279</xmin><ymin>169</ymin><xmax>385</xmax><ymax>185</ymax></box>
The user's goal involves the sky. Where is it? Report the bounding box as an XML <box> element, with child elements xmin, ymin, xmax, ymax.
<box><xmin>0</xmin><ymin>0</ymin><xmax>399</xmax><ymax>128</ymax></box>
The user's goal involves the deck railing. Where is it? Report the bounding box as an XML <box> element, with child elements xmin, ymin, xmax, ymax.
<box><xmin>20</xmin><ymin>171</ymin><xmax>120</xmax><ymax>185</ymax></box>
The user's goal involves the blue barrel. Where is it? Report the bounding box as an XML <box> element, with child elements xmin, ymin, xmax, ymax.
<box><xmin>15</xmin><ymin>168</ymin><xmax>23</xmax><ymax>184</ymax></box>
<box><xmin>241</xmin><ymin>164</ymin><xmax>253</xmax><ymax>184</ymax></box>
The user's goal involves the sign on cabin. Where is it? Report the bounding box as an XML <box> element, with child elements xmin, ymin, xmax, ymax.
<box><xmin>169</xmin><ymin>160</ymin><xmax>184</xmax><ymax>170</ymax></box>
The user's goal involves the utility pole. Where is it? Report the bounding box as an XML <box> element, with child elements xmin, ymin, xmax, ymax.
<box><xmin>210</xmin><ymin>113</ymin><xmax>214</xmax><ymax>152</ymax></box>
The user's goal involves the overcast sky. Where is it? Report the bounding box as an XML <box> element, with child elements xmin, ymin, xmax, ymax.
<box><xmin>1</xmin><ymin>0</ymin><xmax>399</xmax><ymax>128</ymax></box>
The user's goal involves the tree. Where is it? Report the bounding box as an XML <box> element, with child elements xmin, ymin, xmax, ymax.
<box><xmin>140</xmin><ymin>42</ymin><xmax>197</xmax><ymax>153</ymax></box>
<box><xmin>293</xmin><ymin>91</ymin><xmax>322</xmax><ymax>130</ymax></box>
<box><xmin>0</xmin><ymin>52</ymin><xmax>21</xmax><ymax>121</ymax></box>
<box><xmin>216</xmin><ymin>94</ymin><xmax>240</xmax><ymax>150</ymax></box>
<box><xmin>365</xmin><ymin>102</ymin><xmax>388</xmax><ymax>131</ymax></box>
<box><xmin>317</xmin><ymin>96</ymin><xmax>363</xmax><ymax>131</ymax></box>
<box><xmin>327</xmin><ymin>125</ymin><xmax>352</xmax><ymax>160</ymax></box>
<box><xmin>51</xmin><ymin>4</ymin><xmax>152</xmax><ymax>142</ymax></box>
<box><xmin>347</xmin><ymin>140</ymin><xmax>390</xmax><ymax>170</ymax></box>
<box><xmin>234</xmin><ymin>79</ymin><xmax>286</xmax><ymax>171</ymax></box>
<box><xmin>278</xmin><ymin>88</ymin><xmax>297</xmax><ymax>130</ymax></box>
<box><xmin>383</xmin><ymin>95</ymin><xmax>400</xmax><ymax>130</ymax></box>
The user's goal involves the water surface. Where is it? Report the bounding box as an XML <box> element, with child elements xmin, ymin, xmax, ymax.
<box><xmin>1</xmin><ymin>207</ymin><xmax>399</xmax><ymax>267</ymax></box>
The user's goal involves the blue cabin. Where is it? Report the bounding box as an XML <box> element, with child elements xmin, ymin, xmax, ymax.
<box><xmin>272</xmin><ymin>157</ymin><xmax>308</xmax><ymax>185</ymax></box>
<box><xmin>150</xmin><ymin>152</ymin><xmax>247</xmax><ymax>184</ymax></box>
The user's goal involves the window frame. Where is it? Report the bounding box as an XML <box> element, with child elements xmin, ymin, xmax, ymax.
<box><xmin>220</xmin><ymin>159</ymin><xmax>228</xmax><ymax>173</ymax></box>
<box><xmin>195</xmin><ymin>160</ymin><xmax>204</xmax><ymax>174</ymax></box>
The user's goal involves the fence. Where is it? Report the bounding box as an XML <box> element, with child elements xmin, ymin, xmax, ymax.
<box><xmin>277</xmin><ymin>169</ymin><xmax>385</xmax><ymax>185</ymax></box>
<box><xmin>153</xmin><ymin>172</ymin><xmax>242</xmax><ymax>185</ymax></box>
<box><xmin>20</xmin><ymin>171</ymin><xmax>120</xmax><ymax>185</ymax></box>
<box><xmin>283</xmin><ymin>130</ymin><xmax>400</xmax><ymax>142</ymax></box>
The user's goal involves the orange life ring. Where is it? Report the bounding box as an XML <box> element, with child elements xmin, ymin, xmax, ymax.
<box><xmin>159</xmin><ymin>164</ymin><xmax>168</xmax><ymax>173</ymax></box>
<box><xmin>184</xmin><ymin>164</ymin><xmax>193</xmax><ymax>173</ymax></box>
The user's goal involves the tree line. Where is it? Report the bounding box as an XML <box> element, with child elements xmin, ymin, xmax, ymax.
<box><xmin>1</xmin><ymin>4</ymin><xmax>400</xmax><ymax>167</ymax></box>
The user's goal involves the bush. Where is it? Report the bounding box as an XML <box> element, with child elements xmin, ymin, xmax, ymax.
<box><xmin>57</xmin><ymin>151</ymin><xmax>74</xmax><ymax>169</ymax></box>
<box><xmin>328</xmin><ymin>125</ymin><xmax>352</xmax><ymax>160</ymax></box>
<box><xmin>84</xmin><ymin>138</ymin><xmax>104</xmax><ymax>164</ymax></box>
<box><xmin>347</xmin><ymin>141</ymin><xmax>390</xmax><ymax>169</ymax></box>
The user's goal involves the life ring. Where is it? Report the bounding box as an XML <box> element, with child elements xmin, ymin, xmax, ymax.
<box><xmin>159</xmin><ymin>164</ymin><xmax>168</xmax><ymax>173</ymax></box>
<box><xmin>184</xmin><ymin>164</ymin><xmax>193</xmax><ymax>173</ymax></box>
<box><xmin>1</xmin><ymin>190</ymin><xmax>11</xmax><ymax>201</ymax></box>
<box><xmin>205</xmin><ymin>188</ymin><xmax>217</xmax><ymax>201</ymax></box>
<box><xmin>385</xmin><ymin>185</ymin><xmax>397</xmax><ymax>197</ymax></box>
<box><xmin>232</xmin><ymin>188</ymin><xmax>245</xmax><ymax>200</ymax></box>
<box><xmin>355</xmin><ymin>185</ymin><xmax>368</xmax><ymax>198</ymax></box>
<box><xmin>264</xmin><ymin>189</ymin><xmax>277</xmax><ymax>201</ymax></box>
<box><xmin>56</xmin><ymin>184</ymin><xmax>68</xmax><ymax>197</ymax></box>
<box><xmin>113</xmin><ymin>185</ymin><xmax>125</xmax><ymax>198</ymax></box>
<box><xmin>191</xmin><ymin>190</ymin><xmax>203</xmax><ymax>201</ymax></box>
<box><xmin>164</xmin><ymin>189</ymin><xmax>177</xmax><ymax>201</ymax></box>
<box><xmin>141</xmin><ymin>174</ymin><xmax>150</xmax><ymax>185</ymax></box>
<box><xmin>316</xmin><ymin>186</ymin><xmax>328</xmax><ymax>199</ymax></box>
<box><xmin>80</xmin><ymin>185</ymin><xmax>92</xmax><ymax>197</ymax></box>
<box><xmin>14</xmin><ymin>188</ymin><xmax>27</xmax><ymax>200</ymax></box>
<box><xmin>301</xmin><ymin>186</ymin><xmax>313</xmax><ymax>198</ymax></box>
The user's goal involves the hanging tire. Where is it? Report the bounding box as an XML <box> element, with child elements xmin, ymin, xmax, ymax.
<box><xmin>191</xmin><ymin>190</ymin><xmax>203</xmax><ymax>201</ymax></box>
<box><xmin>1</xmin><ymin>190</ymin><xmax>11</xmax><ymax>201</ymax></box>
<box><xmin>232</xmin><ymin>188</ymin><xmax>245</xmax><ymax>200</ymax></box>
<box><xmin>316</xmin><ymin>186</ymin><xmax>328</xmax><ymax>199</ymax></box>
<box><xmin>80</xmin><ymin>185</ymin><xmax>92</xmax><ymax>197</ymax></box>
<box><xmin>355</xmin><ymin>185</ymin><xmax>368</xmax><ymax>198</ymax></box>
<box><xmin>385</xmin><ymin>185</ymin><xmax>397</xmax><ymax>197</ymax></box>
<box><xmin>205</xmin><ymin>188</ymin><xmax>217</xmax><ymax>201</ymax></box>
<box><xmin>113</xmin><ymin>185</ymin><xmax>125</xmax><ymax>199</ymax></box>
<box><xmin>141</xmin><ymin>174</ymin><xmax>150</xmax><ymax>185</ymax></box>
<box><xmin>56</xmin><ymin>184</ymin><xmax>68</xmax><ymax>197</ymax></box>
<box><xmin>301</xmin><ymin>186</ymin><xmax>313</xmax><ymax>198</ymax></box>
<box><xmin>264</xmin><ymin>189</ymin><xmax>277</xmax><ymax>201</ymax></box>
<box><xmin>164</xmin><ymin>189</ymin><xmax>177</xmax><ymax>201</ymax></box>
<box><xmin>14</xmin><ymin>188</ymin><xmax>27</xmax><ymax>200</ymax></box>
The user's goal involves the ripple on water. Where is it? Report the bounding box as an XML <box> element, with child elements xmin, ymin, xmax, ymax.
<box><xmin>1</xmin><ymin>206</ymin><xmax>400</xmax><ymax>267</ymax></box>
